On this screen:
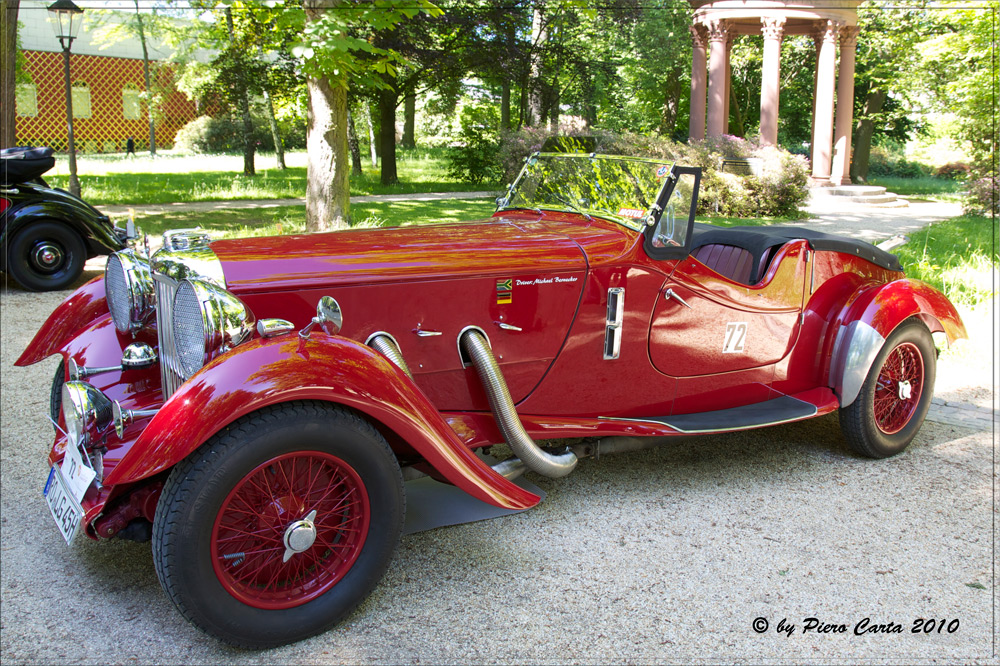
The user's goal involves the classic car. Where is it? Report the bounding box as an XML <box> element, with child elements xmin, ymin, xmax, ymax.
<box><xmin>2</xmin><ymin>146</ymin><xmax>126</xmax><ymax>291</ymax></box>
<box><xmin>16</xmin><ymin>152</ymin><xmax>966</xmax><ymax>648</ymax></box>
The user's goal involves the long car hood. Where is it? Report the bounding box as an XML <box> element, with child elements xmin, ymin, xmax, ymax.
<box><xmin>212</xmin><ymin>217</ymin><xmax>592</xmax><ymax>293</ymax></box>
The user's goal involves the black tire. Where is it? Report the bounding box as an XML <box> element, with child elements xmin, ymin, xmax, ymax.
<box><xmin>50</xmin><ymin>360</ymin><xmax>65</xmax><ymax>435</ymax></box>
<box><xmin>152</xmin><ymin>401</ymin><xmax>405</xmax><ymax>648</ymax></box>
<box><xmin>839</xmin><ymin>320</ymin><xmax>936</xmax><ymax>458</ymax></box>
<box><xmin>6</xmin><ymin>220</ymin><xmax>86</xmax><ymax>291</ymax></box>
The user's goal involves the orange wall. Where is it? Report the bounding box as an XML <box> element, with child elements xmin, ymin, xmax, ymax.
<box><xmin>15</xmin><ymin>50</ymin><xmax>197</xmax><ymax>153</ymax></box>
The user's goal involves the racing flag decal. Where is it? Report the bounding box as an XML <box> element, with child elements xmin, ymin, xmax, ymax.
<box><xmin>496</xmin><ymin>278</ymin><xmax>512</xmax><ymax>304</ymax></box>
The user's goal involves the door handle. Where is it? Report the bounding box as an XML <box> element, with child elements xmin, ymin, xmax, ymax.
<box><xmin>495</xmin><ymin>321</ymin><xmax>522</xmax><ymax>332</ymax></box>
<box><xmin>412</xmin><ymin>328</ymin><xmax>442</xmax><ymax>337</ymax></box>
<box><xmin>663</xmin><ymin>288</ymin><xmax>692</xmax><ymax>309</ymax></box>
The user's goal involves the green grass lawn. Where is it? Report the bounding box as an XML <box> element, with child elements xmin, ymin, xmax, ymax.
<box><xmin>868</xmin><ymin>175</ymin><xmax>965</xmax><ymax>201</ymax></box>
<box><xmin>894</xmin><ymin>214</ymin><xmax>997</xmax><ymax>307</ymax></box>
<box><xmin>46</xmin><ymin>148</ymin><xmax>491</xmax><ymax>205</ymax></box>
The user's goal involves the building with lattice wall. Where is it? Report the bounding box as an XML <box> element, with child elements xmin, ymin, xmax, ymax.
<box><xmin>14</xmin><ymin>1</ymin><xmax>199</xmax><ymax>153</ymax></box>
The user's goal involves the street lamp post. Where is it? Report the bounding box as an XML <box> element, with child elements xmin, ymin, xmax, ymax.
<box><xmin>47</xmin><ymin>0</ymin><xmax>84</xmax><ymax>197</ymax></box>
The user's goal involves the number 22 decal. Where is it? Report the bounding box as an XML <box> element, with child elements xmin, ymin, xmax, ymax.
<box><xmin>723</xmin><ymin>322</ymin><xmax>747</xmax><ymax>353</ymax></box>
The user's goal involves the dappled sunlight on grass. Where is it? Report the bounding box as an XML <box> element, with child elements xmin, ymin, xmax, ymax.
<box><xmin>46</xmin><ymin>148</ymin><xmax>475</xmax><ymax>205</ymax></box>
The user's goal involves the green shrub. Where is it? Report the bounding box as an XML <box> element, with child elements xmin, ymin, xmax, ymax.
<box><xmin>935</xmin><ymin>162</ymin><xmax>971</xmax><ymax>179</ymax></box>
<box><xmin>867</xmin><ymin>144</ymin><xmax>932</xmax><ymax>178</ymax></box>
<box><xmin>963</xmin><ymin>176</ymin><xmax>998</xmax><ymax>216</ymax></box>
<box><xmin>174</xmin><ymin>114</ymin><xmax>276</xmax><ymax>153</ymax></box>
<box><xmin>446</xmin><ymin>103</ymin><xmax>503</xmax><ymax>185</ymax></box>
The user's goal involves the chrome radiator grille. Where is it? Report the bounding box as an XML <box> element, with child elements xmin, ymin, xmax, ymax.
<box><xmin>153</xmin><ymin>274</ymin><xmax>184</xmax><ymax>400</ymax></box>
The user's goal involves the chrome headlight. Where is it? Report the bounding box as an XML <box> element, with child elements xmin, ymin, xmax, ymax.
<box><xmin>61</xmin><ymin>381</ymin><xmax>114</xmax><ymax>445</ymax></box>
<box><xmin>173</xmin><ymin>279</ymin><xmax>255</xmax><ymax>379</ymax></box>
<box><xmin>105</xmin><ymin>250</ymin><xmax>154</xmax><ymax>333</ymax></box>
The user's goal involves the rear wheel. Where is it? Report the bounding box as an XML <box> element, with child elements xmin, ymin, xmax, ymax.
<box><xmin>839</xmin><ymin>320</ymin><xmax>936</xmax><ymax>458</ymax></box>
<box><xmin>6</xmin><ymin>220</ymin><xmax>86</xmax><ymax>291</ymax></box>
<box><xmin>152</xmin><ymin>402</ymin><xmax>404</xmax><ymax>648</ymax></box>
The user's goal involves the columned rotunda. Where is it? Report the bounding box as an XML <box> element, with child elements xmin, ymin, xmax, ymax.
<box><xmin>688</xmin><ymin>1</ymin><xmax>862</xmax><ymax>185</ymax></box>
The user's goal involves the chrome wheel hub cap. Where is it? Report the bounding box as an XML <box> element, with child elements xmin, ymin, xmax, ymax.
<box><xmin>282</xmin><ymin>509</ymin><xmax>318</xmax><ymax>563</ymax></box>
<box><xmin>33</xmin><ymin>243</ymin><xmax>62</xmax><ymax>269</ymax></box>
<box><xmin>898</xmin><ymin>380</ymin><xmax>912</xmax><ymax>400</ymax></box>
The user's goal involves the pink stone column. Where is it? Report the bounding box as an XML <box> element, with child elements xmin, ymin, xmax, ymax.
<box><xmin>831</xmin><ymin>26</ymin><xmax>859</xmax><ymax>185</ymax></box>
<box><xmin>724</xmin><ymin>30</ymin><xmax>734</xmax><ymax>133</ymax></box>
<box><xmin>810</xmin><ymin>20</ymin><xmax>842</xmax><ymax>183</ymax></box>
<box><xmin>688</xmin><ymin>24</ymin><xmax>708</xmax><ymax>141</ymax></box>
<box><xmin>759</xmin><ymin>16</ymin><xmax>785</xmax><ymax>146</ymax></box>
<box><xmin>706</xmin><ymin>19</ymin><xmax>729</xmax><ymax>138</ymax></box>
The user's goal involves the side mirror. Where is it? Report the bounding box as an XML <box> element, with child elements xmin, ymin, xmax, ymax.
<box><xmin>299</xmin><ymin>296</ymin><xmax>343</xmax><ymax>339</ymax></box>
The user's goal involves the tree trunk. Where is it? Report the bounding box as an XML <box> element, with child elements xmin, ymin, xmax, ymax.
<box><xmin>400</xmin><ymin>89</ymin><xmax>415</xmax><ymax>149</ymax></box>
<box><xmin>134</xmin><ymin>1</ymin><xmax>156</xmax><ymax>155</ymax></box>
<box><xmin>547</xmin><ymin>84</ymin><xmax>559</xmax><ymax>132</ymax></box>
<box><xmin>1</xmin><ymin>0</ymin><xmax>18</xmax><ymax>149</ymax></box>
<box><xmin>364</xmin><ymin>99</ymin><xmax>378</xmax><ymax>166</ymax></box>
<box><xmin>225</xmin><ymin>8</ymin><xmax>255</xmax><ymax>176</ymax></box>
<box><xmin>728</xmin><ymin>79</ymin><xmax>744</xmax><ymax>137</ymax></box>
<box><xmin>305</xmin><ymin>75</ymin><xmax>350</xmax><ymax>231</ymax></box>
<box><xmin>379</xmin><ymin>86</ymin><xmax>398</xmax><ymax>186</ymax></box>
<box><xmin>527</xmin><ymin>3</ymin><xmax>546</xmax><ymax>127</ymax></box>
<box><xmin>347</xmin><ymin>109</ymin><xmax>363</xmax><ymax>176</ymax></box>
<box><xmin>500</xmin><ymin>81</ymin><xmax>510</xmax><ymax>130</ymax></box>
<box><xmin>850</xmin><ymin>88</ymin><xmax>887</xmax><ymax>184</ymax></box>
<box><xmin>257</xmin><ymin>44</ymin><xmax>285</xmax><ymax>170</ymax></box>
<box><xmin>659</xmin><ymin>79</ymin><xmax>680</xmax><ymax>136</ymax></box>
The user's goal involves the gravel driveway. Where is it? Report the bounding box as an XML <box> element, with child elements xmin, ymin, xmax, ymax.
<box><xmin>1</xmin><ymin>236</ymin><xmax>995</xmax><ymax>664</ymax></box>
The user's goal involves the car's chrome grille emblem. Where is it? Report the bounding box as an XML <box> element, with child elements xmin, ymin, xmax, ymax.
<box><xmin>153</xmin><ymin>274</ymin><xmax>184</xmax><ymax>400</ymax></box>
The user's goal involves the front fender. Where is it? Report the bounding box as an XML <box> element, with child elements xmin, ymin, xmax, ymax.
<box><xmin>830</xmin><ymin>278</ymin><xmax>966</xmax><ymax>406</ymax></box>
<box><xmin>103</xmin><ymin>334</ymin><xmax>539</xmax><ymax>511</ymax></box>
<box><xmin>0</xmin><ymin>188</ymin><xmax>123</xmax><ymax>258</ymax></box>
<box><xmin>15</xmin><ymin>276</ymin><xmax>110</xmax><ymax>366</ymax></box>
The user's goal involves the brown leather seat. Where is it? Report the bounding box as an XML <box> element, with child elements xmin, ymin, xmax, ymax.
<box><xmin>692</xmin><ymin>243</ymin><xmax>781</xmax><ymax>285</ymax></box>
<box><xmin>692</xmin><ymin>244</ymin><xmax>754</xmax><ymax>284</ymax></box>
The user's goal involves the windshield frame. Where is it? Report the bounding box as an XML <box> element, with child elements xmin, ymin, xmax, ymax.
<box><xmin>496</xmin><ymin>152</ymin><xmax>676</xmax><ymax>233</ymax></box>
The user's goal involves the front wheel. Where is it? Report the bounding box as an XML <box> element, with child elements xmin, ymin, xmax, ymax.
<box><xmin>839</xmin><ymin>320</ymin><xmax>936</xmax><ymax>458</ymax></box>
<box><xmin>152</xmin><ymin>402</ymin><xmax>405</xmax><ymax>648</ymax></box>
<box><xmin>6</xmin><ymin>220</ymin><xmax>86</xmax><ymax>291</ymax></box>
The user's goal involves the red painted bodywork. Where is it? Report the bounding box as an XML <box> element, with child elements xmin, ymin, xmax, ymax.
<box><xmin>19</xmin><ymin>203</ymin><xmax>968</xmax><ymax>540</ymax></box>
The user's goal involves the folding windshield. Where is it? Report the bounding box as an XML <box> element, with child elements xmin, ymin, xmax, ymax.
<box><xmin>496</xmin><ymin>153</ymin><xmax>675</xmax><ymax>232</ymax></box>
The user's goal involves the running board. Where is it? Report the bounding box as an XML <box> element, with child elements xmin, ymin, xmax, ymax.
<box><xmin>601</xmin><ymin>395</ymin><xmax>819</xmax><ymax>434</ymax></box>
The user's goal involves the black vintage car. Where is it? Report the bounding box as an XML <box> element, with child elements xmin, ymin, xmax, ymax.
<box><xmin>1</xmin><ymin>146</ymin><xmax>125</xmax><ymax>291</ymax></box>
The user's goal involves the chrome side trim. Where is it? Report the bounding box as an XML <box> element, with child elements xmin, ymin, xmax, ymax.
<box><xmin>366</xmin><ymin>332</ymin><xmax>413</xmax><ymax>379</ymax></box>
<box><xmin>457</xmin><ymin>325</ymin><xmax>491</xmax><ymax>367</ymax></box>
<box><xmin>460</xmin><ymin>329</ymin><xmax>577</xmax><ymax>478</ymax></box>
<box><xmin>831</xmin><ymin>320</ymin><xmax>885</xmax><ymax>407</ymax></box>
<box><xmin>153</xmin><ymin>274</ymin><xmax>184</xmax><ymax>400</ymax></box>
<box><xmin>604</xmin><ymin>287</ymin><xmax>624</xmax><ymax>360</ymax></box>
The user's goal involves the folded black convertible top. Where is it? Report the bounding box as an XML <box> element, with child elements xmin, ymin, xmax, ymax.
<box><xmin>691</xmin><ymin>222</ymin><xmax>903</xmax><ymax>273</ymax></box>
<box><xmin>1</xmin><ymin>146</ymin><xmax>56</xmax><ymax>187</ymax></box>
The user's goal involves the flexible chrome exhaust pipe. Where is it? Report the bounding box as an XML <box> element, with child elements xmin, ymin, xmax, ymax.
<box><xmin>460</xmin><ymin>329</ymin><xmax>577</xmax><ymax>478</ymax></box>
<box><xmin>367</xmin><ymin>333</ymin><xmax>413</xmax><ymax>379</ymax></box>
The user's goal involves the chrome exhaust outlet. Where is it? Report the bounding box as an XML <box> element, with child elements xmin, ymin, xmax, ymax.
<box><xmin>460</xmin><ymin>329</ymin><xmax>577</xmax><ymax>478</ymax></box>
<box><xmin>366</xmin><ymin>332</ymin><xmax>413</xmax><ymax>379</ymax></box>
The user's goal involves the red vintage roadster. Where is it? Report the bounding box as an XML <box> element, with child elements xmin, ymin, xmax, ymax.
<box><xmin>18</xmin><ymin>153</ymin><xmax>966</xmax><ymax>647</ymax></box>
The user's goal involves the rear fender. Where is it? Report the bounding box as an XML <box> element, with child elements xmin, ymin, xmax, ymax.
<box><xmin>15</xmin><ymin>277</ymin><xmax>110</xmax><ymax>366</ymax></box>
<box><xmin>103</xmin><ymin>334</ymin><xmax>539</xmax><ymax>511</ymax></box>
<box><xmin>830</xmin><ymin>278</ymin><xmax>966</xmax><ymax>406</ymax></box>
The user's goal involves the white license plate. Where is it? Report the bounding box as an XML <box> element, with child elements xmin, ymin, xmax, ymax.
<box><xmin>44</xmin><ymin>465</ymin><xmax>84</xmax><ymax>544</ymax></box>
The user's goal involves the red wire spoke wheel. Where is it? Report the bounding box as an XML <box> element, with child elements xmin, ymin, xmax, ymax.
<box><xmin>840</xmin><ymin>320</ymin><xmax>936</xmax><ymax>459</ymax></box>
<box><xmin>153</xmin><ymin>402</ymin><xmax>404</xmax><ymax>648</ymax></box>
<box><xmin>211</xmin><ymin>451</ymin><xmax>370</xmax><ymax>610</ymax></box>
<box><xmin>872</xmin><ymin>342</ymin><xmax>924</xmax><ymax>435</ymax></box>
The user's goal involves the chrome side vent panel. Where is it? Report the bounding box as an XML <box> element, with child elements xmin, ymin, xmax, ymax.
<box><xmin>154</xmin><ymin>274</ymin><xmax>184</xmax><ymax>400</ymax></box>
<box><xmin>604</xmin><ymin>287</ymin><xmax>624</xmax><ymax>360</ymax></box>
